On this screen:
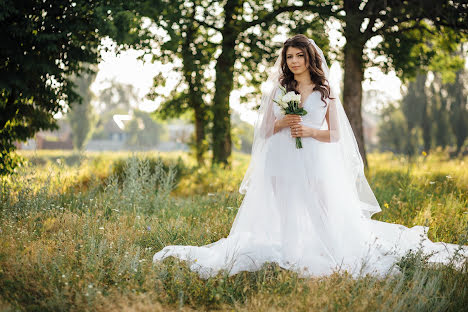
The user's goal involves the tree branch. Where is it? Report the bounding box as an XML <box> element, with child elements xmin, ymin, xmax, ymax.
<box><xmin>194</xmin><ymin>18</ymin><xmax>222</xmax><ymax>33</ymax></box>
<box><xmin>239</xmin><ymin>3</ymin><xmax>340</xmax><ymax>32</ymax></box>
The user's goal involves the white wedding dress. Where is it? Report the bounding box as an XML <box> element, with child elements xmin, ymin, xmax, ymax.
<box><xmin>153</xmin><ymin>38</ymin><xmax>467</xmax><ymax>279</ymax></box>
<box><xmin>153</xmin><ymin>88</ymin><xmax>467</xmax><ymax>279</ymax></box>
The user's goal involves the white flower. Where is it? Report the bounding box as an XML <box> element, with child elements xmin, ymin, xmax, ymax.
<box><xmin>279</xmin><ymin>91</ymin><xmax>300</xmax><ymax>108</ymax></box>
<box><xmin>283</xmin><ymin>91</ymin><xmax>297</xmax><ymax>103</ymax></box>
<box><xmin>278</xmin><ymin>100</ymin><xmax>288</xmax><ymax>109</ymax></box>
<box><xmin>291</xmin><ymin>92</ymin><xmax>301</xmax><ymax>103</ymax></box>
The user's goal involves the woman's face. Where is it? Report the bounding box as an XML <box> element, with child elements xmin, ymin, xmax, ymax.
<box><xmin>286</xmin><ymin>46</ymin><xmax>307</xmax><ymax>75</ymax></box>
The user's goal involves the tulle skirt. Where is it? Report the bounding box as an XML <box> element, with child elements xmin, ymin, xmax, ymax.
<box><xmin>153</xmin><ymin>129</ymin><xmax>467</xmax><ymax>279</ymax></box>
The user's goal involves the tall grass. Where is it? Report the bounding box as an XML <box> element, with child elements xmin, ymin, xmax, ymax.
<box><xmin>0</xmin><ymin>151</ymin><xmax>466</xmax><ymax>311</ymax></box>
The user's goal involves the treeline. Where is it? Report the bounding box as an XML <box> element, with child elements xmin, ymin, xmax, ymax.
<box><xmin>378</xmin><ymin>46</ymin><xmax>467</xmax><ymax>156</ymax></box>
<box><xmin>1</xmin><ymin>0</ymin><xmax>467</xmax><ymax>175</ymax></box>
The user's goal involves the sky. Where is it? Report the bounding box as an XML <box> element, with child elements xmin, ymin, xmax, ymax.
<box><xmin>90</xmin><ymin>19</ymin><xmax>403</xmax><ymax>125</ymax></box>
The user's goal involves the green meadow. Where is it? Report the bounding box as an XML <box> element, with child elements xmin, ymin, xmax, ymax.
<box><xmin>0</xmin><ymin>151</ymin><xmax>466</xmax><ymax>311</ymax></box>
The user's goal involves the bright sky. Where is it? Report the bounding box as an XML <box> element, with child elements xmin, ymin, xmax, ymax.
<box><xmin>91</xmin><ymin>19</ymin><xmax>402</xmax><ymax>125</ymax></box>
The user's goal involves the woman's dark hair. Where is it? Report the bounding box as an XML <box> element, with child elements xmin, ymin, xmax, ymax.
<box><xmin>280</xmin><ymin>34</ymin><xmax>333</xmax><ymax>105</ymax></box>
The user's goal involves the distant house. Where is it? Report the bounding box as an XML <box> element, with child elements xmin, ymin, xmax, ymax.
<box><xmin>86</xmin><ymin>115</ymin><xmax>131</xmax><ymax>151</ymax></box>
<box><xmin>20</xmin><ymin>119</ymin><xmax>73</xmax><ymax>150</ymax></box>
<box><xmin>155</xmin><ymin>123</ymin><xmax>192</xmax><ymax>151</ymax></box>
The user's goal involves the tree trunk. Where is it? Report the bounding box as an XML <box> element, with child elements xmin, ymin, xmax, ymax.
<box><xmin>211</xmin><ymin>1</ymin><xmax>240</xmax><ymax>166</ymax></box>
<box><xmin>342</xmin><ymin>5</ymin><xmax>367</xmax><ymax>167</ymax></box>
<box><xmin>452</xmin><ymin>70</ymin><xmax>468</xmax><ymax>154</ymax></box>
<box><xmin>421</xmin><ymin>76</ymin><xmax>431</xmax><ymax>152</ymax></box>
<box><xmin>212</xmin><ymin>44</ymin><xmax>234</xmax><ymax>166</ymax></box>
<box><xmin>193</xmin><ymin>102</ymin><xmax>206</xmax><ymax>166</ymax></box>
<box><xmin>181</xmin><ymin>20</ymin><xmax>208</xmax><ymax>166</ymax></box>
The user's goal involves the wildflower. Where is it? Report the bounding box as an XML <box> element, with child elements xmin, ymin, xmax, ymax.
<box><xmin>429</xmin><ymin>181</ymin><xmax>436</xmax><ymax>185</ymax></box>
<box><xmin>446</xmin><ymin>175</ymin><xmax>452</xmax><ymax>179</ymax></box>
<box><xmin>88</xmin><ymin>284</ymin><xmax>93</xmax><ymax>289</ymax></box>
<box><xmin>98</xmin><ymin>227</ymin><xmax>104</xmax><ymax>230</ymax></box>
<box><xmin>146</xmin><ymin>226</ymin><xmax>151</xmax><ymax>231</ymax></box>
<box><xmin>384</xmin><ymin>203</ymin><xmax>389</xmax><ymax>209</ymax></box>
<box><xmin>422</xmin><ymin>151</ymin><xmax>427</xmax><ymax>156</ymax></box>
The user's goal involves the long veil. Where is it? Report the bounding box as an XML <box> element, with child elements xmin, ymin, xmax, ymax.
<box><xmin>238</xmin><ymin>38</ymin><xmax>381</xmax><ymax>222</ymax></box>
<box><xmin>154</xmin><ymin>38</ymin><xmax>468</xmax><ymax>279</ymax></box>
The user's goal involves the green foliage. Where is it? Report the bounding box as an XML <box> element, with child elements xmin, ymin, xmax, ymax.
<box><xmin>97</xmin><ymin>79</ymin><xmax>139</xmax><ymax>115</ymax></box>
<box><xmin>111</xmin><ymin>154</ymin><xmax>190</xmax><ymax>189</ymax></box>
<box><xmin>0</xmin><ymin>0</ymin><xmax>149</xmax><ymax>175</ymax></box>
<box><xmin>377</xmin><ymin>103</ymin><xmax>412</xmax><ymax>154</ymax></box>
<box><xmin>144</xmin><ymin>0</ymin><xmax>216</xmax><ymax>165</ymax></box>
<box><xmin>378</xmin><ymin>66</ymin><xmax>467</xmax><ymax>156</ymax></box>
<box><xmin>67</xmin><ymin>65</ymin><xmax>98</xmax><ymax>150</ymax></box>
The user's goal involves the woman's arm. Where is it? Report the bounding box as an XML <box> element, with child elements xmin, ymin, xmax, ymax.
<box><xmin>274</xmin><ymin>115</ymin><xmax>302</xmax><ymax>134</ymax></box>
<box><xmin>291</xmin><ymin>106</ymin><xmax>331</xmax><ymax>142</ymax></box>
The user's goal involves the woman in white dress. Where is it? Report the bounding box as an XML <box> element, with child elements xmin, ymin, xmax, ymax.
<box><xmin>153</xmin><ymin>34</ymin><xmax>467</xmax><ymax>279</ymax></box>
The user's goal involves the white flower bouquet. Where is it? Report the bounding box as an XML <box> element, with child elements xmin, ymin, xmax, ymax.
<box><xmin>273</xmin><ymin>85</ymin><xmax>308</xmax><ymax>148</ymax></box>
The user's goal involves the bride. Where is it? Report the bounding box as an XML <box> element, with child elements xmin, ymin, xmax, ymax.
<box><xmin>153</xmin><ymin>34</ymin><xmax>467</xmax><ymax>279</ymax></box>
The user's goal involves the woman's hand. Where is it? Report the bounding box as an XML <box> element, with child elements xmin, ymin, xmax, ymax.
<box><xmin>274</xmin><ymin>114</ymin><xmax>302</xmax><ymax>134</ymax></box>
<box><xmin>291</xmin><ymin>124</ymin><xmax>315</xmax><ymax>138</ymax></box>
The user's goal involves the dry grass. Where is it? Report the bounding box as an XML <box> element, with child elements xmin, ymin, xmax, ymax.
<box><xmin>0</xmin><ymin>150</ymin><xmax>466</xmax><ymax>311</ymax></box>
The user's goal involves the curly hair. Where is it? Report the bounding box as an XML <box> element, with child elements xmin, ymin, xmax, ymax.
<box><xmin>279</xmin><ymin>34</ymin><xmax>333</xmax><ymax>106</ymax></box>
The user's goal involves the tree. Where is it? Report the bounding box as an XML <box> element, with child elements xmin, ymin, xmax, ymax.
<box><xmin>67</xmin><ymin>66</ymin><xmax>98</xmax><ymax>150</ymax></box>
<box><xmin>98</xmin><ymin>79</ymin><xmax>139</xmax><ymax>115</ymax></box>
<box><xmin>378</xmin><ymin>40</ymin><xmax>467</xmax><ymax>156</ymax></box>
<box><xmin>0</xmin><ymin>0</ymin><xmax>149</xmax><ymax>175</ymax></box>
<box><xmin>324</xmin><ymin>0</ymin><xmax>466</xmax><ymax>167</ymax></box>
<box><xmin>187</xmin><ymin>0</ymin><xmax>330</xmax><ymax>165</ymax></box>
<box><xmin>136</xmin><ymin>1</ymin><xmax>465</xmax><ymax>167</ymax></box>
<box><xmin>377</xmin><ymin>103</ymin><xmax>410</xmax><ymax>154</ymax></box>
<box><xmin>400</xmin><ymin>73</ymin><xmax>426</xmax><ymax>155</ymax></box>
<box><xmin>448</xmin><ymin>67</ymin><xmax>468</xmax><ymax>154</ymax></box>
<box><xmin>182</xmin><ymin>0</ymin><xmax>466</xmax><ymax>166</ymax></box>
<box><xmin>142</xmin><ymin>0</ymin><xmax>215</xmax><ymax>166</ymax></box>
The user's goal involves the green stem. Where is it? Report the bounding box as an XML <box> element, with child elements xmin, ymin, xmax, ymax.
<box><xmin>296</xmin><ymin>137</ymin><xmax>303</xmax><ymax>149</ymax></box>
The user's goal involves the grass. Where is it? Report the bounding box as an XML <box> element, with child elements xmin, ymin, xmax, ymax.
<box><xmin>0</xmin><ymin>150</ymin><xmax>466</xmax><ymax>311</ymax></box>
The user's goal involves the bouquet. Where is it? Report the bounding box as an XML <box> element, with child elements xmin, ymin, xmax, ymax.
<box><xmin>273</xmin><ymin>85</ymin><xmax>308</xmax><ymax>148</ymax></box>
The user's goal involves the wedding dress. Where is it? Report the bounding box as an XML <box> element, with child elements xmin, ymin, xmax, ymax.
<box><xmin>153</xmin><ymin>38</ymin><xmax>467</xmax><ymax>279</ymax></box>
